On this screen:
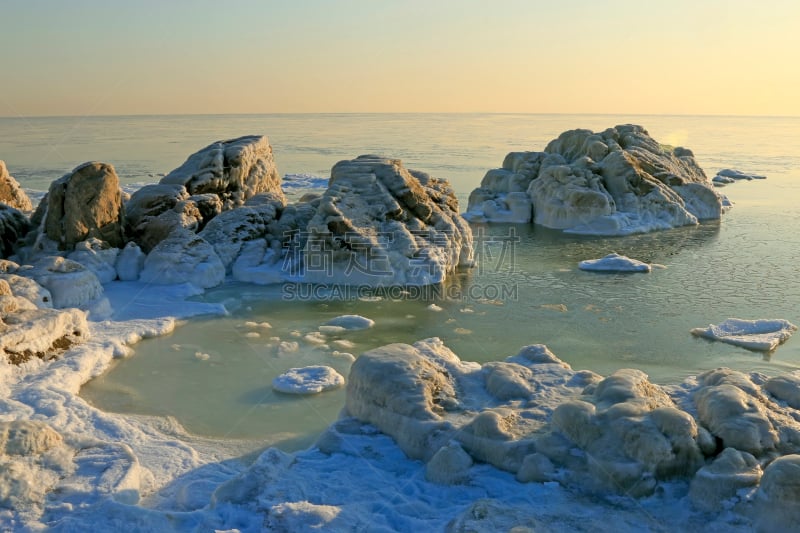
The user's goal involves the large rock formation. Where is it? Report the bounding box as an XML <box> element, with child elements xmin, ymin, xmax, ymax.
<box><xmin>465</xmin><ymin>124</ymin><xmax>724</xmax><ymax>235</ymax></box>
<box><xmin>0</xmin><ymin>161</ymin><xmax>33</xmax><ymax>212</ymax></box>
<box><xmin>300</xmin><ymin>155</ymin><xmax>474</xmax><ymax>285</ymax></box>
<box><xmin>339</xmin><ymin>338</ymin><xmax>800</xmax><ymax>504</ymax></box>
<box><xmin>160</xmin><ymin>135</ymin><xmax>285</xmax><ymax>210</ymax></box>
<box><xmin>125</xmin><ymin>136</ymin><xmax>286</xmax><ymax>252</ymax></box>
<box><xmin>42</xmin><ymin>162</ymin><xmax>125</xmax><ymax>250</ymax></box>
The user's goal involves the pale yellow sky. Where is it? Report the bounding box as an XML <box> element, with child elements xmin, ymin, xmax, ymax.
<box><xmin>1</xmin><ymin>0</ymin><xmax>798</xmax><ymax>117</ymax></box>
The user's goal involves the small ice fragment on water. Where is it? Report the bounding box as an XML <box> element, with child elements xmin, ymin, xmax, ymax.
<box><xmin>272</xmin><ymin>366</ymin><xmax>345</xmax><ymax>395</ymax></box>
<box><xmin>332</xmin><ymin>351</ymin><xmax>356</xmax><ymax>363</ymax></box>
<box><xmin>269</xmin><ymin>336</ymin><xmax>281</xmax><ymax>342</ymax></box>
<box><xmin>578</xmin><ymin>253</ymin><xmax>651</xmax><ymax>273</ymax></box>
<box><xmin>245</xmin><ymin>332</ymin><xmax>260</xmax><ymax>338</ymax></box>
<box><xmin>194</xmin><ymin>351</ymin><xmax>210</xmax><ymax>361</ymax></box>
<box><xmin>454</xmin><ymin>328</ymin><xmax>472</xmax><ymax>335</ymax></box>
<box><xmin>244</xmin><ymin>321</ymin><xmax>259</xmax><ymax>328</ymax></box>
<box><xmin>322</xmin><ymin>315</ymin><xmax>374</xmax><ymax>331</ymax></box>
<box><xmin>332</xmin><ymin>339</ymin><xmax>355</xmax><ymax>349</ymax></box>
<box><xmin>319</xmin><ymin>325</ymin><xmax>347</xmax><ymax>334</ymax></box>
<box><xmin>278</xmin><ymin>341</ymin><xmax>300</xmax><ymax>355</ymax></box>
<box><xmin>460</xmin><ymin>308</ymin><xmax>475</xmax><ymax>314</ymax></box>
<box><xmin>304</xmin><ymin>332</ymin><xmax>327</xmax><ymax>345</ymax></box>
<box><xmin>405</xmin><ymin>314</ymin><xmax>415</xmax><ymax>319</ymax></box>
<box><xmin>428</xmin><ymin>304</ymin><xmax>443</xmax><ymax>312</ymax></box>
<box><xmin>258</xmin><ymin>322</ymin><xmax>272</xmax><ymax>328</ymax></box>
<box><xmin>170</xmin><ymin>344</ymin><xmax>181</xmax><ymax>351</ymax></box>
<box><xmin>445</xmin><ymin>318</ymin><xmax>456</xmax><ymax>324</ymax></box>
<box><xmin>359</xmin><ymin>295</ymin><xmax>383</xmax><ymax>302</ymax></box>
<box><xmin>290</xmin><ymin>330</ymin><xmax>302</xmax><ymax>337</ymax></box>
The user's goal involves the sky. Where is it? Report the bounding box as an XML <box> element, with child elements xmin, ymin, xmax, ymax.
<box><xmin>1</xmin><ymin>0</ymin><xmax>799</xmax><ymax>117</ymax></box>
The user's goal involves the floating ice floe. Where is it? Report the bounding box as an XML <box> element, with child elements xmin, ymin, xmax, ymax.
<box><xmin>714</xmin><ymin>168</ymin><xmax>767</xmax><ymax>183</ymax></box>
<box><xmin>323</xmin><ymin>314</ymin><xmax>374</xmax><ymax>331</ymax></box>
<box><xmin>690</xmin><ymin>318</ymin><xmax>797</xmax><ymax>351</ymax></box>
<box><xmin>578</xmin><ymin>253</ymin><xmax>652</xmax><ymax>273</ymax></box>
<box><xmin>271</xmin><ymin>366</ymin><xmax>345</xmax><ymax>395</ymax></box>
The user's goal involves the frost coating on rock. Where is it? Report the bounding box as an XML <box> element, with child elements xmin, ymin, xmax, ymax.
<box><xmin>754</xmin><ymin>455</ymin><xmax>800</xmax><ymax>532</ymax></box>
<box><xmin>160</xmin><ymin>135</ymin><xmax>285</xmax><ymax>210</ymax></box>
<box><xmin>688</xmin><ymin>448</ymin><xmax>762</xmax><ymax>512</ymax></box>
<box><xmin>67</xmin><ymin>238</ymin><xmax>120</xmax><ymax>284</ymax></box>
<box><xmin>0</xmin><ymin>161</ymin><xmax>33</xmax><ymax>212</ymax></box>
<box><xmin>425</xmin><ymin>441</ymin><xmax>473</xmax><ymax>485</ymax></box>
<box><xmin>42</xmin><ymin>162</ymin><xmax>125</xmax><ymax>250</ymax></box>
<box><xmin>139</xmin><ymin>229</ymin><xmax>225</xmax><ymax>289</ymax></box>
<box><xmin>578</xmin><ymin>253</ymin><xmax>652</xmax><ymax>273</ymax></box>
<box><xmin>271</xmin><ymin>366</ymin><xmax>345</xmax><ymax>395</ymax></box>
<box><xmin>23</xmin><ymin>256</ymin><xmax>105</xmax><ymax>309</ymax></box>
<box><xmin>691</xmin><ymin>318</ymin><xmax>797</xmax><ymax>352</ymax></box>
<box><xmin>115</xmin><ymin>242</ymin><xmax>145</xmax><ymax>282</ymax></box>
<box><xmin>302</xmin><ymin>155</ymin><xmax>474</xmax><ymax>286</ymax></box>
<box><xmin>0</xmin><ymin>306</ymin><xmax>88</xmax><ymax>364</ymax></box>
<box><xmin>197</xmin><ymin>200</ymin><xmax>283</xmax><ymax>270</ymax></box>
<box><xmin>465</xmin><ymin>125</ymin><xmax>724</xmax><ymax>235</ymax></box>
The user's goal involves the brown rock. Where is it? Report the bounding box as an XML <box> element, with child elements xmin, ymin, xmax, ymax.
<box><xmin>43</xmin><ymin>162</ymin><xmax>125</xmax><ymax>250</ymax></box>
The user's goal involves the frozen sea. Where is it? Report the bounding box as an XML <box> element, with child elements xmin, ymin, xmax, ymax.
<box><xmin>1</xmin><ymin>113</ymin><xmax>800</xmax><ymax>530</ymax></box>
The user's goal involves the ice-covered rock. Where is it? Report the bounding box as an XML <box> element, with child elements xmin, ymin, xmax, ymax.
<box><xmin>271</xmin><ymin>366</ymin><xmax>346</xmax><ymax>395</ymax></box>
<box><xmin>301</xmin><ymin>155</ymin><xmax>473</xmax><ymax>285</ymax></box>
<box><xmin>160</xmin><ymin>135</ymin><xmax>285</xmax><ymax>209</ymax></box>
<box><xmin>41</xmin><ymin>162</ymin><xmax>125</xmax><ymax>250</ymax></box>
<box><xmin>124</xmin><ymin>183</ymin><xmax>191</xmax><ymax>252</ymax></box>
<box><xmin>139</xmin><ymin>229</ymin><xmax>225</xmax><ymax>289</ymax></box>
<box><xmin>691</xmin><ymin>318</ymin><xmax>797</xmax><ymax>352</ymax></box>
<box><xmin>754</xmin><ymin>455</ymin><xmax>800</xmax><ymax>532</ymax></box>
<box><xmin>0</xmin><ymin>306</ymin><xmax>88</xmax><ymax>364</ymax></box>
<box><xmin>0</xmin><ymin>161</ymin><xmax>33</xmax><ymax>212</ymax></box>
<box><xmin>688</xmin><ymin>448</ymin><xmax>762</xmax><ymax>512</ymax></box>
<box><xmin>22</xmin><ymin>256</ymin><xmax>105</xmax><ymax>309</ymax></box>
<box><xmin>197</xmin><ymin>199</ymin><xmax>283</xmax><ymax>270</ymax></box>
<box><xmin>0</xmin><ymin>204</ymin><xmax>31</xmax><ymax>258</ymax></box>
<box><xmin>465</xmin><ymin>125</ymin><xmax>724</xmax><ymax>235</ymax></box>
<box><xmin>66</xmin><ymin>238</ymin><xmax>120</xmax><ymax>284</ymax></box>
<box><xmin>0</xmin><ymin>420</ymin><xmax>63</xmax><ymax>456</ymax></box>
<box><xmin>578</xmin><ymin>252</ymin><xmax>652</xmax><ymax>272</ymax></box>
<box><xmin>693</xmin><ymin>369</ymin><xmax>779</xmax><ymax>455</ymax></box>
<box><xmin>764</xmin><ymin>374</ymin><xmax>800</xmax><ymax>409</ymax></box>
<box><xmin>114</xmin><ymin>242</ymin><xmax>145</xmax><ymax>282</ymax></box>
<box><xmin>425</xmin><ymin>441</ymin><xmax>473</xmax><ymax>485</ymax></box>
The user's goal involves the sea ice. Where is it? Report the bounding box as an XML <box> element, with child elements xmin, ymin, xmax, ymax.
<box><xmin>271</xmin><ymin>366</ymin><xmax>345</xmax><ymax>395</ymax></box>
<box><xmin>690</xmin><ymin>318</ymin><xmax>797</xmax><ymax>351</ymax></box>
<box><xmin>322</xmin><ymin>314</ymin><xmax>374</xmax><ymax>331</ymax></box>
<box><xmin>716</xmin><ymin>168</ymin><xmax>766</xmax><ymax>181</ymax></box>
<box><xmin>578</xmin><ymin>252</ymin><xmax>652</xmax><ymax>273</ymax></box>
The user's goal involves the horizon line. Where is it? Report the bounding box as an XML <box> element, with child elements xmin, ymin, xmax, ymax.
<box><xmin>2</xmin><ymin>111</ymin><xmax>800</xmax><ymax>120</ymax></box>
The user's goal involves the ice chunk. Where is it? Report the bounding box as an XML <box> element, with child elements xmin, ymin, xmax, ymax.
<box><xmin>271</xmin><ymin>366</ymin><xmax>345</xmax><ymax>395</ymax></box>
<box><xmin>691</xmin><ymin>318</ymin><xmax>797</xmax><ymax>351</ymax></box>
<box><xmin>322</xmin><ymin>315</ymin><xmax>374</xmax><ymax>331</ymax></box>
<box><xmin>578</xmin><ymin>253</ymin><xmax>651</xmax><ymax>273</ymax></box>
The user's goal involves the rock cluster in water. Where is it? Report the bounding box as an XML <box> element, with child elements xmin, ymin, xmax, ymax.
<box><xmin>332</xmin><ymin>337</ymin><xmax>800</xmax><ymax>527</ymax></box>
<box><xmin>465</xmin><ymin>124</ymin><xmax>725</xmax><ymax>235</ymax></box>
<box><xmin>0</xmin><ymin>136</ymin><xmax>474</xmax><ymax>363</ymax></box>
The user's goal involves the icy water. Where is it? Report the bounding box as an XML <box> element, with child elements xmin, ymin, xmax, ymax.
<box><xmin>2</xmin><ymin>113</ymin><xmax>799</xmax><ymax>449</ymax></box>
